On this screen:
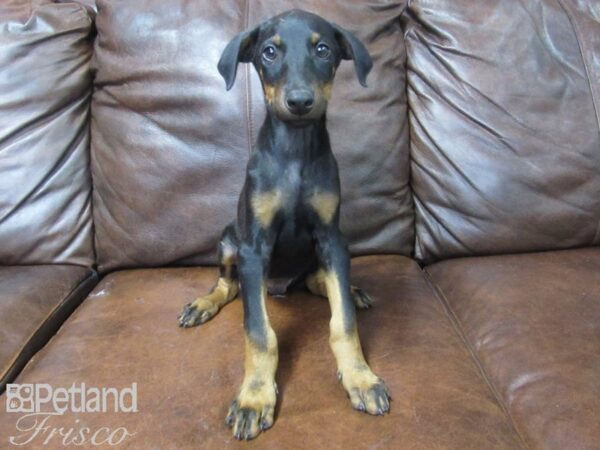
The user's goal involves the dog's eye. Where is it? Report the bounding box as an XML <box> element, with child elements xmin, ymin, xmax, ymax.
<box><xmin>315</xmin><ymin>43</ymin><xmax>330</xmax><ymax>59</ymax></box>
<box><xmin>262</xmin><ymin>45</ymin><xmax>278</xmax><ymax>62</ymax></box>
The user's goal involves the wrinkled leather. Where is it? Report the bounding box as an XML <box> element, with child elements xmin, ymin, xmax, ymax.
<box><xmin>0</xmin><ymin>256</ymin><xmax>522</xmax><ymax>448</ymax></box>
<box><xmin>0</xmin><ymin>265</ymin><xmax>97</xmax><ymax>392</ymax></box>
<box><xmin>427</xmin><ymin>248</ymin><xmax>600</xmax><ymax>450</ymax></box>
<box><xmin>0</xmin><ymin>0</ymin><xmax>48</xmax><ymax>22</ymax></box>
<box><xmin>0</xmin><ymin>2</ymin><xmax>95</xmax><ymax>266</ymax></box>
<box><xmin>403</xmin><ymin>0</ymin><xmax>600</xmax><ymax>264</ymax></box>
<box><xmin>90</xmin><ymin>0</ymin><xmax>413</xmax><ymax>273</ymax></box>
<box><xmin>559</xmin><ymin>1</ymin><xmax>600</xmax><ymax>125</ymax></box>
<box><xmin>56</xmin><ymin>0</ymin><xmax>98</xmax><ymax>16</ymax></box>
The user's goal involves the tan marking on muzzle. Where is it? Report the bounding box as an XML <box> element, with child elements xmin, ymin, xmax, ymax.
<box><xmin>323</xmin><ymin>82</ymin><xmax>333</xmax><ymax>101</ymax></box>
<box><xmin>263</xmin><ymin>84</ymin><xmax>277</xmax><ymax>106</ymax></box>
<box><xmin>313</xmin><ymin>82</ymin><xmax>333</xmax><ymax>103</ymax></box>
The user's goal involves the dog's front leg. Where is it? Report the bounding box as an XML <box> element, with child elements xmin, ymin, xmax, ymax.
<box><xmin>314</xmin><ymin>226</ymin><xmax>391</xmax><ymax>415</ymax></box>
<box><xmin>226</xmin><ymin>224</ymin><xmax>278</xmax><ymax>440</ymax></box>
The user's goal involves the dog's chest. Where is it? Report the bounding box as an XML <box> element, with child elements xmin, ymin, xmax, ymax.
<box><xmin>276</xmin><ymin>160</ymin><xmax>319</xmax><ymax>217</ymax></box>
<box><xmin>280</xmin><ymin>160</ymin><xmax>303</xmax><ymax>194</ymax></box>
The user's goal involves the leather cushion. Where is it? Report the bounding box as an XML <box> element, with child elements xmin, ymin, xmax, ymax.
<box><xmin>0</xmin><ymin>265</ymin><xmax>97</xmax><ymax>392</ymax></box>
<box><xmin>0</xmin><ymin>2</ymin><xmax>95</xmax><ymax>266</ymax></box>
<box><xmin>0</xmin><ymin>256</ymin><xmax>522</xmax><ymax>448</ymax></box>
<box><xmin>427</xmin><ymin>248</ymin><xmax>600</xmax><ymax>449</ymax></box>
<box><xmin>403</xmin><ymin>0</ymin><xmax>600</xmax><ymax>263</ymax></box>
<box><xmin>90</xmin><ymin>0</ymin><xmax>413</xmax><ymax>273</ymax></box>
<box><xmin>0</xmin><ymin>0</ymin><xmax>48</xmax><ymax>22</ymax></box>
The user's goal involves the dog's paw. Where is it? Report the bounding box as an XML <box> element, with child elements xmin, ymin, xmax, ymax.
<box><xmin>177</xmin><ymin>300</ymin><xmax>217</xmax><ymax>328</ymax></box>
<box><xmin>339</xmin><ymin>369</ymin><xmax>390</xmax><ymax>415</ymax></box>
<box><xmin>225</xmin><ymin>383</ymin><xmax>277</xmax><ymax>440</ymax></box>
<box><xmin>351</xmin><ymin>286</ymin><xmax>373</xmax><ymax>309</ymax></box>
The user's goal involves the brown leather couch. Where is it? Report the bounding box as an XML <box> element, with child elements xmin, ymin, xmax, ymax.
<box><xmin>0</xmin><ymin>0</ymin><xmax>598</xmax><ymax>448</ymax></box>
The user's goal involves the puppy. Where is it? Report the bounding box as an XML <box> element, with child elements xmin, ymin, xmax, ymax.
<box><xmin>179</xmin><ymin>9</ymin><xmax>390</xmax><ymax>440</ymax></box>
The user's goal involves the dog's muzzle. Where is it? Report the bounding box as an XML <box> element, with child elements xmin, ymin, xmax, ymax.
<box><xmin>285</xmin><ymin>89</ymin><xmax>315</xmax><ymax>116</ymax></box>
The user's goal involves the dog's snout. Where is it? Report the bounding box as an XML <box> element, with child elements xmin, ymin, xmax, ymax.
<box><xmin>285</xmin><ymin>90</ymin><xmax>314</xmax><ymax>115</ymax></box>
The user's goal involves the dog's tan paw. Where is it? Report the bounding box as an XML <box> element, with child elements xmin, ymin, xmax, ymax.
<box><xmin>178</xmin><ymin>298</ymin><xmax>217</xmax><ymax>328</ymax></box>
<box><xmin>339</xmin><ymin>368</ymin><xmax>390</xmax><ymax>415</ymax></box>
<box><xmin>225</xmin><ymin>382</ymin><xmax>277</xmax><ymax>440</ymax></box>
<box><xmin>178</xmin><ymin>279</ymin><xmax>239</xmax><ymax>328</ymax></box>
<box><xmin>351</xmin><ymin>286</ymin><xmax>373</xmax><ymax>309</ymax></box>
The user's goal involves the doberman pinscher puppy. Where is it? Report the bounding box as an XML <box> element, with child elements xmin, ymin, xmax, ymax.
<box><xmin>179</xmin><ymin>9</ymin><xmax>390</xmax><ymax>440</ymax></box>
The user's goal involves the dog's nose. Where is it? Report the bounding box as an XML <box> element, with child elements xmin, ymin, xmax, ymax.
<box><xmin>285</xmin><ymin>90</ymin><xmax>314</xmax><ymax>115</ymax></box>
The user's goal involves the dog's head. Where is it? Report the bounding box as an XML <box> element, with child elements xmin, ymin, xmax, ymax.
<box><xmin>218</xmin><ymin>9</ymin><xmax>372</xmax><ymax>125</ymax></box>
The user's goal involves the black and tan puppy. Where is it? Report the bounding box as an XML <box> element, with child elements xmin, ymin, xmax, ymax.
<box><xmin>179</xmin><ymin>9</ymin><xmax>390</xmax><ymax>440</ymax></box>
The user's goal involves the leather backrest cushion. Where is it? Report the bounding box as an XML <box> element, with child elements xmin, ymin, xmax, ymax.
<box><xmin>0</xmin><ymin>2</ymin><xmax>95</xmax><ymax>266</ymax></box>
<box><xmin>91</xmin><ymin>0</ymin><xmax>412</xmax><ymax>273</ymax></box>
<box><xmin>0</xmin><ymin>0</ymin><xmax>48</xmax><ymax>22</ymax></box>
<box><xmin>404</xmin><ymin>0</ymin><xmax>600</xmax><ymax>264</ymax></box>
<box><xmin>56</xmin><ymin>1</ymin><xmax>98</xmax><ymax>16</ymax></box>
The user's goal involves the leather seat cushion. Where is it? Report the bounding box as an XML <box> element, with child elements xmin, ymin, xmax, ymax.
<box><xmin>427</xmin><ymin>248</ymin><xmax>600</xmax><ymax>450</ymax></box>
<box><xmin>0</xmin><ymin>265</ymin><xmax>97</xmax><ymax>392</ymax></box>
<box><xmin>0</xmin><ymin>256</ymin><xmax>522</xmax><ymax>448</ymax></box>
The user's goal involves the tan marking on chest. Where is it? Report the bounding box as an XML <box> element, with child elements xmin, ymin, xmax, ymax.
<box><xmin>251</xmin><ymin>191</ymin><xmax>284</xmax><ymax>228</ymax></box>
<box><xmin>308</xmin><ymin>192</ymin><xmax>339</xmax><ymax>224</ymax></box>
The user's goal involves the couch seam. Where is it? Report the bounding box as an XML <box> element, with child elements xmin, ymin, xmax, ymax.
<box><xmin>86</xmin><ymin>21</ymin><xmax>100</xmax><ymax>272</ymax></box>
<box><xmin>555</xmin><ymin>0</ymin><xmax>600</xmax><ymax>133</ymax></box>
<box><xmin>422</xmin><ymin>268</ymin><xmax>530</xmax><ymax>450</ymax></box>
<box><xmin>400</xmin><ymin>4</ymin><xmax>420</xmax><ymax>262</ymax></box>
<box><xmin>399</xmin><ymin>5</ymin><xmax>419</xmax><ymax>261</ymax></box>
<box><xmin>0</xmin><ymin>269</ymin><xmax>99</xmax><ymax>392</ymax></box>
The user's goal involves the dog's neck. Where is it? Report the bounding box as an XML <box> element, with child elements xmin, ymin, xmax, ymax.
<box><xmin>257</xmin><ymin>112</ymin><xmax>330</xmax><ymax>160</ymax></box>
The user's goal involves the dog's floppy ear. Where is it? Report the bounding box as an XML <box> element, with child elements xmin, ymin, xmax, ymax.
<box><xmin>332</xmin><ymin>24</ymin><xmax>373</xmax><ymax>88</ymax></box>
<box><xmin>217</xmin><ymin>26</ymin><xmax>260</xmax><ymax>90</ymax></box>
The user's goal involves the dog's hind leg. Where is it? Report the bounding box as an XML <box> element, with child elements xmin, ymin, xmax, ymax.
<box><xmin>306</xmin><ymin>269</ymin><xmax>373</xmax><ymax>309</ymax></box>
<box><xmin>178</xmin><ymin>225</ymin><xmax>239</xmax><ymax>327</ymax></box>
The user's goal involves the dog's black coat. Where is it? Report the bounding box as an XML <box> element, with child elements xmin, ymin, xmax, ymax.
<box><xmin>218</xmin><ymin>9</ymin><xmax>372</xmax><ymax>343</ymax></box>
<box><xmin>179</xmin><ymin>9</ymin><xmax>389</xmax><ymax>440</ymax></box>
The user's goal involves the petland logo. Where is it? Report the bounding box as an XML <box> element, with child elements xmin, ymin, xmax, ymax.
<box><xmin>5</xmin><ymin>383</ymin><xmax>137</xmax><ymax>447</ymax></box>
